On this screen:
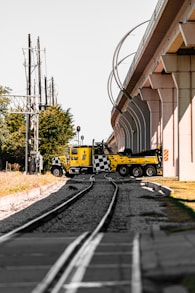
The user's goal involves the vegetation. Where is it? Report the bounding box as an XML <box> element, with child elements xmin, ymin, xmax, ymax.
<box><xmin>0</xmin><ymin>86</ymin><xmax>10</xmax><ymax>169</ymax></box>
<box><xmin>39</xmin><ymin>105</ymin><xmax>75</xmax><ymax>171</ymax></box>
<box><xmin>143</xmin><ymin>177</ymin><xmax>195</xmax><ymax>199</ymax></box>
<box><xmin>142</xmin><ymin>177</ymin><xmax>195</xmax><ymax>212</ymax></box>
<box><xmin>2</xmin><ymin>111</ymin><xmax>26</xmax><ymax>168</ymax></box>
<box><xmin>0</xmin><ymin>171</ymin><xmax>64</xmax><ymax>197</ymax></box>
<box><xmin>0</xmin><ymin>85</ymin><xmax>75</xmax><ymax>172</ymax></box>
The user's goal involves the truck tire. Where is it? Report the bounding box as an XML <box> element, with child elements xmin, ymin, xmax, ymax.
<box><xmin>51</xmin><ymin>166</ymin><xmax>63</xmax><ymax>177</ymax></box>
<box><xmin>131</xmin><ymin>166</ymin><xmax>143</xmax><ymax>177</ymax></box>
<box><xmin>118</xmin><ymin>165</ymin><xmax>129</xmax><ymax>177</ymax></box>
<box><xmin>145</xmin><ymin>165</ymin><xmax>156</xmax><ymax>177</ymax></box>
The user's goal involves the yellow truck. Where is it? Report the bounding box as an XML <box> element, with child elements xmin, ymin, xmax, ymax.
<box><xmin>51</xmin><ymin>141</ymin><xmax>162</xmax><ymax>177</ymax></box>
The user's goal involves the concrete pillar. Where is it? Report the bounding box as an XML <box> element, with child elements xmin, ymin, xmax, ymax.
<box><xmin>127</xmin><ymin>96</ymin><xmax>151</xmax><ymax>151</ymax></box>
<box><xmin>162</xmin><ymin>54</ymin><xmax>195</xmax><ymax>181</ymax></box>
<box><xmin>121</xmin><ymin>108</ymin><xmax>137</xmax><ymax>150</ymax></box>
<box><xmin>126</xmin><ymin>106</ymin><xmax>140</xmax><ymax>152</ymax></box>
<box><xmin>133</xmin><ymin>95</ymin><xmax>151</xmax><ymax>150</ymax></box>
<box><xmin>120</xmin><ymin>113</ymin><xmax>135</xmax><ymax>150</ymax></box>
<box><xmin>139</xmin><ymin>88</ymin><xmax>162</xmax><ymax>149</ymax></box>
<box><xmin>149</xmin><ymin>73</ymin><xmax>178</xmax><ymax>177</ymax></box>
<box><xmin>107</xmin><ymin>133</ymin><xmax>117</xmax><ymax>153</ymax></box>
<box><xmin>114</xmin><ymin>123</ymin><xmax>125</xmax><ymax>152</ymax></box>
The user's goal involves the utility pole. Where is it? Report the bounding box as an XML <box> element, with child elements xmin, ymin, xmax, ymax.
<box><xmin>10</xmin><ymin>34</ymin><xmax>46</xmax><ymax>174</ymax></box>
<box><xmin>44</xmin><ymin>76</ymin><xmax>48</xmax><ymax>106</ymax></box>
<box><xmin>51</xmin><ymin>76</ymin><xmax>54</xmax><ymax>105</ymax></box>
<box><xmin>37</xmin><ymin>36</ymin><xmax>42</xmax><ymax>106</ymax></box>
<box><xmin>28</xmin><ymin>33</ymin><xmax>32</xmax><ymax>173</ymax></box>
<box><xmin>25</xmin><ymin>33</ymin><xmax>32</xmax><ymax>174</ymax></box>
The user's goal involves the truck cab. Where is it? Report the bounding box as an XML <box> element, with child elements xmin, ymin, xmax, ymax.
<box><xmin>67</xmin><ymin>146</ymin><xmax>93</xmax><ymax>174</ymax></box>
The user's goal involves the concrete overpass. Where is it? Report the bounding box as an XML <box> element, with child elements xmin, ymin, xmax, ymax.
<box><xmin>108</xmin><ymin>0</ymin><xmax>195</xmax><ymax>181</ymax></box>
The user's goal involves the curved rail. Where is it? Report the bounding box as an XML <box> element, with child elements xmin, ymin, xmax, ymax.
<box><xmin>107</xmin><ymin>52</ymin><xmax>136</xmax><ymax>110</ymax></box>
<box><xmin>112</xmin><ymin>20</ymin><xmax>150</xmax><ymax>100</ymax></box>
<box><xmin>32</xmin><ymin>175</ymin><xmax>119</xmax><ymax>293</ymax></box>
<box><xmin>0</xmin><ymin>178</ymin><xmax>94</xmax><ymax>244</ymax></box>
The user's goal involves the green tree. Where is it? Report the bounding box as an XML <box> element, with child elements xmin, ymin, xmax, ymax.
<box><xmin>0</xmin><ymin>86</ymin><xmax>10</xmax><ymax>114</ymax></box>
<box><xmin>0</xmin><ymin>94</ymin><xmax>75</xmax><ymax>171</ymax></box>
<box><xmin>0</xmin><ymin>86</ymin><xmax>12</xmax><ymax>169</ymax></box>
<box><xmin>39</xmin><ymin>105</ymin><xmax>75</xmax><ymax>171</ymax></box>
<box><xmin>2</xmin><ymin>112</ymin><xmax>26</xmax><ymax>168</ymax></box>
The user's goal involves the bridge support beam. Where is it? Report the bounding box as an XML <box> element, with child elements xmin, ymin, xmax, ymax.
<box><xmin>180</xmin><ymin>22</ymin><xmax>195</xmax><ymax>47</ymax></box>
<box><xmin>149</xmin><ymin>73</ymin><xmax>178</xmax><ymax>177</ymax></box>
<box><xmin>162</xmin><ymin>54</ymin><xmax>195</xmax><ymax>181</ymax></box>
<box><xmin>139</xmin><ymin>88</ymin><xmax>162</xmax><ymax>149</ymax></box>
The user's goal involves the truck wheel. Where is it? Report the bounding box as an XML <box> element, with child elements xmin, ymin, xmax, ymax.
<box><xmin>52</xmin><ymin>167</ymin><xmax>62</xmax><ymax>177</ymax></box>
<box><xmin>118</xmin><ymin>165</ymin><xmax>129</xmax><ymax>176</ymax></box>
<box><xmin>131</xmin><ymin>166</ymin><xmax>143</xmax><ymax>177</ymax></box>
<box><xmin>145</xmin><ymin>165</ymin><xmax>156</xmax><ymax>177</ymax></box>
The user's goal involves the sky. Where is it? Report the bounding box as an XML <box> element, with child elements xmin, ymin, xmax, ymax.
<box><xmin>0</xmin><ymin>0</ymin><xmax>158</xmax><ymax>145</ymax></box>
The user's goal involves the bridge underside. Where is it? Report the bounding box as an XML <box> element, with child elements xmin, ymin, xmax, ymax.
<box><xmin>108</xmin><ymin>0</ymin><xmax>195</xmax><ymax>181</ymax></box>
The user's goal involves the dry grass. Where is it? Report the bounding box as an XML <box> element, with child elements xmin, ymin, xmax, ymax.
<box><xmin>1</xmin><ymin>172</ymin><xmax>195</xmax><ymax>201</ymax></box>
<box><xmin>142</xmin><ymin>176</ymin><xmax>195</xmax><ymax>212</ymax></box>
<box><xmin>143</xmin><ymin>177</ymin><xmax>195</xmax><ymax>200</ymax></box>
<box><xmin>0</xmin><ymin>171</ymin><xmax>64</xmax><ymax>197</ymax></box>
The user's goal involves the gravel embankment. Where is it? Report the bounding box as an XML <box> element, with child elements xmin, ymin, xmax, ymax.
<box><xmin>0</xmin><ymin>178</ymin><xmax>89</xmax><ymax>232</ymax></box>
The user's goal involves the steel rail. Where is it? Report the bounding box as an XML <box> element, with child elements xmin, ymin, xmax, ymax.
<box><xmin>0</xmin><ymin>179</ymin><xmax>94</xmax><ymax>244</ymax></box>
<box><xmin>32</xmin><ymin>175</ymin><xmax>119</xmax><ymax>293</ymax></box>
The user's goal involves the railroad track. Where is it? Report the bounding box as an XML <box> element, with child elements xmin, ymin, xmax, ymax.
<box><xmin>0</xmin><ymin>175</ymin><xmax>94</xmax><ymax>243</ymax></box>
<box><xmin>1</xmin><ymin>173</ymin><xmax>194</xmax><ymax>292</ymax></box>
<box><xmin>0</xmin><ymin>173</ymin><xmax>141</xmax><ymax>293</ymax></box>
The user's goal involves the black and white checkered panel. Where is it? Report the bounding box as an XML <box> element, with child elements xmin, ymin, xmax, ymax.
<box><xmin>93</xmin><ymin>155</ymin><xmax>111</xmax><ymax>172</ymax></box>
<box><xmin>52</xmin><ymin>157</ymin><xmax>61</xmax><ymax>166</ymax></box>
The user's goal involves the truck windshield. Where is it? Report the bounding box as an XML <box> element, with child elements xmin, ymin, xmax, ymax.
<box><xmin>71</xmin><ymin>149</ymin><xmax>78</xmax><ymax>155</ymax></box>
